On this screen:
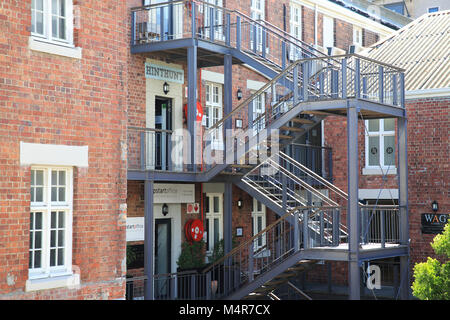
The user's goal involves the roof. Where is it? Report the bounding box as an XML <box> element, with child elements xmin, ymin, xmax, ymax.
<box><xmin>363</xmin><ymin>10</ymin><xmax>450</xmax><ymax>92</ymax></box>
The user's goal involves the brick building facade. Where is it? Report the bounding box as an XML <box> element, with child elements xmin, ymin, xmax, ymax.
<box><xmin>0</xmin><ymin>1</ymin><xmax>128</xmax><ymax>299</ymax></box>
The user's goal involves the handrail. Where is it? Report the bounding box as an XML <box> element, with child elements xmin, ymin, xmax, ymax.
<box><xmin>202</xmin><ymin>205</ymin><xmax>302</xmax><ymax>274</ymax></box>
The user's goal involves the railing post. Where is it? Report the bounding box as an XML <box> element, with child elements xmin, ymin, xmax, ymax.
<box><xmin>248</xmin><ymin>244</ymin><xmax>254</xmax><ymax>281</ymax></box>
<box><xmin>140</xmin><ymin>131</ymin><xmax>146</xmax><ymax>170</ymax></box>
<box><xmin>282</xmin><ymin>41</ymin><xmax>286</xmax><ymax>69</ymax></box>
<box><xmin>225</xmin><ymin>13</ymin><xmax>231</xmax><ymax>46</ymax></box>
<box><xmin>293</xmin><ymin>65</ymin><xmax>299</xmax><ymax>103</ymax></box>
<box><xmin>355</xmin><ymin>58</ymin><xmax>361</xmax><ymax>99</ymax></box>
<box><xmin>206</xmin><ymin>272</ymin><xmax>211</xmax><ymax>299</ymax></box>
<box><xmin>302</xmin><ymin>61</ymin><xmax>309</xmax><ymax>101</ymax></box>
<box><xmin>252</xmin><ymin>24</ymin><xmax>257</xmax><ymax>53</ymax></box>
<box><xmin>341</xmin><ymin>58</ymin><xmax>347</xmax><ymax>99</ymax></box>
<box><xmin>331</xmin><ymin>69</ymin><xmax>339</xmax><ymax>99</ymax></box>
<box><xmin>319</xmin><ymin>72</ymin><xmax>324</xmax><ymax>98</ymax></box>
<box><xmin>303</xmin><ymin>210</ymin><xmax>309</xmax><ymax>249</ymax></box>
<box><xmin>294</xmin><ymin>211</ymin><xmax>300</xmax><ymax>251</ymax></box>
<box><xmin>262</xmin><ymin>28</ymin><xmax>266</xmax><ymax>58</ymax></box>
<box><xmin>392</xmin><ymin>74</ymin><xmax>398</xmax><ymax>106</ymax></box>
<box><xmin>236</xmin><ymin>16</ymin><xmax>241</xmax><ymax>50</ymax></box>
<box><xmin>191</xmin><ymin>274</ymin><xmax>196</xmax><ymax>300</ymax></box>
<box><xmin>209</xmin><ymin>7</ymin><xmax>215</xmax><ymax>42</ymax></box>
<box><xmin>191</xmin><ymin>2</ymin><xmax>196</xmax><ymax>38</ymax></box>
<box><xmin>320</xmin><ymin>211</ymin><xmax>324</xmax><ymax>247</ymax></box>
<box><xmin>131</xmin><ymin>11</ymin><xmax>136</xmax><ymax>46</ymax></box>
<box><xmin>332</xmin><ymin>209</ymin><xmax>339</xmax><ymax>246</ymax></box>
<box><xmin>362</xmin><ymin>77</ymin><xmax>367</xmax><ymax>99</ymax></box>
<box><xmin>160</xmin><ymin>6</ymin><xmax>165</xmax><ymax>41</ymax></box>
<box><xmin>379</xmin><ymin>65</ymin><xmax>384</xmax><ymax>103</ymax></box>
<box><xmin>381</xmin><ymin>209</ymin><xmax>386</xmax><ymax>248</ymax></box>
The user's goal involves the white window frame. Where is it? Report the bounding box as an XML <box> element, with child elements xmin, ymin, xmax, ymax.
<box><xmin>31</xmin><ymin>0</ymin><xmax>74</xmax><ymax>46</ymax></box>
<box><xmin>364</xmin><ymin>119</ymin><xmax>397</xmax><ymax>175</ymax></box>
<box><xmin>204</xmin><ymin>82</ymin><xmax>224</xmax><ymax>150</ymax></box>
<box><xmin>204</xmin><ymin>193</ymin><xmax>223</xmax><ymax>255</ymax></box>
<box><xmin>353</xmin><ymin>26</ymin><xmax>363</xmax><ymax>47</ymax></box>
<box><xmin>28</xmin><ymin>166</ymin><xmax>74</xmax><ymax>282</ymax></box>
<box><xmin>250</xmin><ymin>0</ymin><xmax>265</xmax><ymax>52</ymax></box>
<box><xmin>289</xmin><ymin>4</ymin><xmax>302</xmax><ymax>61</ymax></box>
<box><xmin>323</xmin><ymin>15</ymin><xmax>334</xmax><ymax>50</ymax></box>
<box><xmin>252</xmin><ymin>199</ymin><xmax>266</xmax><ymax>251</ymax></box>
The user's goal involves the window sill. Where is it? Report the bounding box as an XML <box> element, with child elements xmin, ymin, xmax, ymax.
<box><xmin>25</xmin><ymin>273</ymin><xmax>80</xmax><ymax>292</ymax></box>
<box><xmin>362</xmin><ymin>167</ymin><xmax>397</xmax><ymax>175</ymax></box>
<box><xmin>29</xmin><ymin>37</ymin><xmax>82</xmax><ymax>59</ymax></box>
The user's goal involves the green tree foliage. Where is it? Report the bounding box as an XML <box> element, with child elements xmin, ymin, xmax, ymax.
<box><xmin>176</xmin><ymin>240</ymin><xmax>206</xmax><ymax>270</ymax></box>
<box><xmin>412</xmin><ymin>223</ymin><xmax>450</xmax><ymax>300</ymax></box>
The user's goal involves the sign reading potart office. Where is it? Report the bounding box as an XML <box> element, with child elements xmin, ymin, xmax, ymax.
<box><xmin>154</xmin><ymin>184</ymin><xmax>195</xmax><ymax>204</ymax></box>
<box><xmin>421</xmin><ymin>213</ymin><xmax>448</xmax><ymax>234</ymax></box>
<box><xmin>145</xmin><ymin>62</ymin><xmax>184</xmax><ymax>84</ymax></box>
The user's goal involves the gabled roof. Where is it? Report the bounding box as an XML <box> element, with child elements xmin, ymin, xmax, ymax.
<box><xmin>364</xmin><ymin>10</ymin><xmax>450</xmax><ymax>91</ymax></box>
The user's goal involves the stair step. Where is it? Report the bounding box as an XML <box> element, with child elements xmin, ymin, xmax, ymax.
<box><xmin>290</xmin><ymin>118</ymin><xmax>315</xmax><ymax>125</ymax></box>
<box><xmin>273</xmin><ymin>272</ymin><xmax>297</xmax><ymax>279</ymax></box>
<box><xmin>252</xmin><ymin>285</ymin><xmax>276</xmax><ymax>293</ymax></box>
<box><xmin>230</xmin><ymin>164</ymin><xmax>254</xmax><ymax>169</ymax></box>
<box><xmin>280</xmin><ymin>126</ymin><xmax>305</xmax><ymax>132</ymax></box>
<box><xmin>265</xmin><ymin>278</ymin><xmax>288</xmax><ymax>286</ymax></box>
<box><xmin>278</xmin><ymin>134</ymin><xmax>293</xmax><ymax>140</ymax></box>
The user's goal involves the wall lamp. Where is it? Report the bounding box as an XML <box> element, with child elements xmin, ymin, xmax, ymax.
<box><xmin>432</xmin><ymin>201</ymin><xmax>438</xmax><ymax>212</ymax></box>
<box><xmin>163</xmin><ymin>82</ymin><xmax>170</xmax><ymax>95</ymax></box>
<box><xmin>236</xmin><ymin>88</ymin><xmax>242</xmax><ymax>100</ymax></box>
<box><xmin>237</xmin><ymin>198</ymin><xmax>243</xmax><ymax>209</ymax></box>
<box><xmin>162</xmin><ymin>203</ymin><xmax>169</xmax><ymax>216</ymax></box>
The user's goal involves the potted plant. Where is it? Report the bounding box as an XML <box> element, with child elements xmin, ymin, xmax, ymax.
<box><xmin>176</xmin><ymin>240</ymin><xmax>207</xmax><ymax>299</ymax></box>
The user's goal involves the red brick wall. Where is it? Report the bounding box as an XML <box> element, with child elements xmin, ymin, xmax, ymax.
<box><xmin>334</xmin><ymin>18</ymin><xmax>353</xmax><ymax>51</ymax></box>
<box><xmin>0</xmin><ymin>1</ymin><xmax>128</xmax><ymax>299</ymax></box>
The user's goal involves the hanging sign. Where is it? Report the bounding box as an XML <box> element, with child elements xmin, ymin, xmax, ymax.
<box><xmin>145</xmin><ymin>63</ymin><xmax>184</xmax><ymax>84</ymax></box>
<box><xmin>421</xmin><ymin>213</ymin><xmax>448</xmax><ymax>234</ymax></box>
<box><xmin>126</xmin><ymin>217</ymin><xmax>145</xmax><ymax>242</ymax></box>
<box><xmin>153</xmin><ymin>184</ymin><xmax>195</xmax><ymax>203</ymax></box>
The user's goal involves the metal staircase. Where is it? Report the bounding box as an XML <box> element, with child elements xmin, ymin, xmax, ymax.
<box><xmin>129</xmin><ymin>0</ymin><xmax>406</xmax><ymax>301</ymax></box>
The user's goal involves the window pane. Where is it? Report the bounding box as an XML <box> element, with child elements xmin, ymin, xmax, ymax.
<box><xmin>52</xmin><ymin>0</ymin><xmax>58</xmax><ymax>15</ymax></box>
<box><xmin>59</xmin><ymin>187</ymin><xmax>65</xmax><ymax>201</ymax></box>
<box><xmin>52</xmin><ymin>15</ymin><xmax>58</xmax><ymax>38</ymax></box>
<box><xmin>59</xmin><ymin>18</ymin><xmax>66</xmax><ymax>39</ymax></box>
<box><xmin>35</xmin><ymin>212</ymin><xmax>42</xmax><ymax>229</ymax></box>
<box><xmin>59</xmin><ymin>171</ymin><xmax>66</xmax><ymax>186</ymax></box>
<box><xmin>36</xmin><ymin>170</ymin><xmax>43</xmax><ymax>185</ymax></box>
<box><xmin>57</xmin><ymin>248</ymin><xmax>64</xmax><ymax>265</ymax></box>
<box><xmin>368</xmin><ymin>136</ymin><xmax>380</xmax><ymax>166</ymax></box>
<box><xmin>52</xmin><ymin>170</ymin><xmax>58</xmax><ymax>185</ymax></box>
<box><xmin>34</xmin><ymin>250</ymin><xmax>41</xmax><ymax>268</ymax></box>
<box><xmin>368</xmin><ymin>119</ymin><xmax>379</xmax><ymax>132</ymax></box>
<box><xmin>51</xmin><ymin>230</ymin><xmax>56</xmax><ymax>247</ymax></box>
<box><xmin>60</xmin><ymin>0</ymin><xmax>66</xmax><ymax>16</ymax></box>
<box><xmin>35</xmin><ymin>187</ymin><xmax>43</xmax><ymax>202</ymax></box>
<box><xmin>58</xmin><ymin>211</ymin><xmax>65</xmax><ymax>228</ymax></box>
<box><xmin>384</xmin><ymin>118</ymin><xmax>395</xmax><ymax>131</ymax></box>
<box><xmin>52</xmin><ymin>187</ymin><xmax>57</xmax><ymax>201</ymax></box>
<box><xmin>50</xmin><ymin>249</ymin><xmax>56</xmax><ymax>267</ymax></box>
<box><xmin>205</xmin><ymin>218</ymin><xmax>210</xmax><ymax>250</ymax></box>
<box><xmin>213</xmin><ymin>196</ymin><xmax>219</xmax><ymax>213</ymax></box>
<box><xmin>58</xmin><ymin>230</ymin><xmax>64</xmax><ymax>246</ymax></box>
<box><xmin>51</xmin><ymin>212</ymin><xmax>57</xmax><ymax>228</ymax></box>
<box><xmin>35</xmin><ymin>231</ymin><xmax>42</xmax><ymax>249</ymax></box>
<box><xmin>205</xmin><ymin>196</ymin><xmax>210</xmax><ymax>213</ymax></box>
<box><xmin>213</xmin><ymin>218</ymin><xmax>219</xmax><ymax>244</ymax></box>
<box><xmin>31</xmin><ymin>188</ymin><xmax>35</xmax><ymax>202</ymax></box>
<box><xmin>384</xmin><ymin>136</ymin><xmax>395</xmax><ymax>166</ymax></box>
<box><xmin>30</xmin><ymin>213</ymin><xmax>34</xmax><ymax>229</ymax></box>
<box><xmin>36</xmin><ymin>12</ymin><xmax>44</xmax><ymax>35</ymax></box>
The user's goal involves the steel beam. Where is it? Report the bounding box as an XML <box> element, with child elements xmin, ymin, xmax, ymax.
<box><xmin>187</xmin><ymin>45</ymin><xmax>197</xmax><ymax>171</ymax></box>
<box><xmin>347</xmin><ymin>105</ymin><xmax>360</xmax><ymax>300</ymax></box>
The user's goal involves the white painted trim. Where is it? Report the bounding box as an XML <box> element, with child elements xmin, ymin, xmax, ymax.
<box><xmin>247</xmin><ymin>79</ymin><xmax>266</xmax><ymax>91</ymax></box>
<box><xmin>201</xmin><ymin>70</ymin><xmax>224</xmax><ymax>84</ymax></box>
<box><xmin>291</xmin><ymin>0</ymin><xmax>395</xmax><ymax>38</ymax></box>
<box><xmin>406</xmin><ymin>88</ymin><xmax>450</xmax><ymax>99</ymax></box>
<box><xmin>20</xmin><ymin>142</ymin><xmax>88</xmax><ymax>167</ymax></box>
<box><xmin>362</xmin><ymin>167</ymin><xmax>397</xmax><ymax>175</ymax></box>
<box><xmin>359</xmin><ymin>188</ymin><xmax>398</xmax><ymax>200</ymax></box>
<box><xmin>29</xmin><ymin>37</ymin><xmax>82</xmax><ymax>59</ymax></box>
<box><xmin>25</xmin><ymin>273</ymin><xmax>80</xmax><ymax>292</ymax></box>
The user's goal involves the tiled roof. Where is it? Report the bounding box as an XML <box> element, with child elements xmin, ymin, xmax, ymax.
<box><xmin>364</xmin><ymin>10</ymin><xmax>450</xmax><ymax>91</ymax></box>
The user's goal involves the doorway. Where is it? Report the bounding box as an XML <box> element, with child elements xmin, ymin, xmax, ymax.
<box><xmin>155</xmin><ymin>97</ymin><xmax>172</xmax><ymax>170</ymax></box>
<box><xmin>154</xmin><ymin>218</ymin><xmax>171</xmax><ymax>298</ymax></box>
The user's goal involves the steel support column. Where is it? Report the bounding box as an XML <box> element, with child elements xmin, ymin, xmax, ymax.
<box><xmin>144</xmin><ymin>180</ymin><xmax>154</xmax><ymax>300</ymax></box>
<box><xmin>187</xmin><ymin>45</ymin><xmax>197</xmax><ymax>171</ymax></box>
<box><xmin>347</xmin><ymin>106</ymin><xmax>360</xmax><ymax>300</ymax></box>
<box><xmin>398</xmin><ymin>116</ymin><xmax>410</xmax><ymax>299</ymax></box>
<box><xmin>224</xmin><ymin>54</ymin><xmax>233</xmax><ymax>142</ymax></box>
<box><xmin>224</xmin><ymin>182</ymin><xmax>233</xmax><ymax>254</ymax></box>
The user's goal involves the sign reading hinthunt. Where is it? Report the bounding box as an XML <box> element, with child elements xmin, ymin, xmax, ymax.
<box><xmin>421</xmin><ymin>213</ymin><xmax>448</xmax><ymax>234</ymax></box>
<box><xmin>145</xmin><ymin>63</ymin><xmax>184</xmax><ymax>84</ymax></box>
